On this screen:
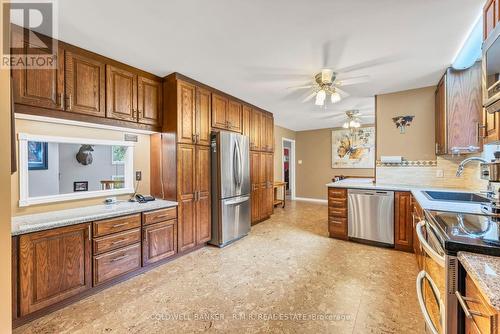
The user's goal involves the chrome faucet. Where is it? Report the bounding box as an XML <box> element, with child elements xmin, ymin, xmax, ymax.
<box><xmin>456</xmin><ymin>157</ymin><xmax>489</xmax><ymax>177</ymax></box>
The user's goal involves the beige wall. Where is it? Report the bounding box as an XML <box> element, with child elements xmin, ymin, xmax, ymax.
<box><xmin>12</xmin><ymin>119</ymin><xmax>151</xmax><ymax>216</ymax></box>
<box><xmin>296</xmin><ymin>128</ymin><xmax>375</xmax><ymax>200</ymax></box>
<box><xmin>0</xmin><ymin>1</ymin><xmax>12</xmax><ymax>331</ymax></box>
<box><xmin>376</xmin><ymin>86</ymin><xmax>436</xmax><ymax>161</ymax></box>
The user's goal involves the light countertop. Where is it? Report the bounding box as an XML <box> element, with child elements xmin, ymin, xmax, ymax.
<box><xmin>458</xmin><ymin>252</ymin><xmax>500</xmax><ymax>311</ymax></box>
<box><xmin>326</xmin><ymin>178</ymin><xmax>486</xmax><ymax>215</ymax></box>
<box><xmin>12</xmin><ymin>199</ymin><xmax>178</xmax><ymax>236</ymax></box>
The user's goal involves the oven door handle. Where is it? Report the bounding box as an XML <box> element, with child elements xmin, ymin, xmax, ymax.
<box><xmin>416</xmin><ymin>270</ymin><xmax>443</xmax><ymax>334</ymax></box>
<box><xmin>416</xmin><ymin>221</ymin><xmax>446</xmax><ymax>267</ymax></box>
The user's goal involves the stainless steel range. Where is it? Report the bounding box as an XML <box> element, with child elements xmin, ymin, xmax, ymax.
<box><xmin>415</xmin><ymin>210</ymin><xmax>500</xmax><ymax>334</ymax></box>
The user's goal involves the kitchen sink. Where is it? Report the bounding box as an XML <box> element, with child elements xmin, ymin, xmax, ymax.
<box><xmin>423</xmin><ymin>191</ymin><xmax>489</xmax><ymax>203</ymax></box>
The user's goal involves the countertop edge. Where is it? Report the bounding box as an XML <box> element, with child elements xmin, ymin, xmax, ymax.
<box><xmin>458</xmin><ymin>252</ymin><xmax>500</xmax><ymax>312</ymax></box>
<box><xmin>11</xmin><ymin>200</ymin><xmax>178</xmax><ymax>236</ymax></box>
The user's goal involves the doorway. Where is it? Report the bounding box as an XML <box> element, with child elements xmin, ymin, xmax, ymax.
<box><xmin>281</xmin><ymin>138</ymin><xmax>295</xmax><ymax>200</ymax></box>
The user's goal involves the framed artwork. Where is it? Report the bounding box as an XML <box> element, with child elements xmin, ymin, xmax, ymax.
<box><xmin>332</xmin><ymin>127</ymin><xmax>375</xmax><ymax>169</ymax></box>
<box><xmin>27</xmin><ymin>141</ymin><xmax>48</xmax><ymax>170</ymax></box>
<box><xmin>73</xmin><ymin>181</ymin><xmax>89</xmax><ymax>192</ymax></box>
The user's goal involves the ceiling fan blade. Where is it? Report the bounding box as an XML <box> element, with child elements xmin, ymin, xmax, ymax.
<box><xmin>302</xmin><ymin>91</ymin><xmax>317</xmax><ymax>103</ymax></box>
<box><xmin>335</xmin><ymin>55</ymin><xmax>402</xmax><ymax>74</ymax></box>
<box><xmin>286</xmin><ymin>84</ymin><xmax>314</xmax><ymax>90</ymax></box>
<box><xmin>335</xmin><ymin>87</ymin><xmax>350</xmax><ymax>97</ymax></box>
<box><xmin>336</xmin><ymin>75</ymin><xmax>370</xmax><ymax>86</ymax></box>
<box><xmin>245</xmin><ymin>66</ymin><xmax>312</xmax><ymax>82</ymax></box>
<box><xmin>321</xmin><ymin>36</ymin><xmax>348</xmax><ymax>68</ymax></box>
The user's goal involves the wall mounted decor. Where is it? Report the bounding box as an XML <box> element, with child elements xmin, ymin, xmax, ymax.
<box><xmin>27</xmin><ymin>141</ymin><xmax>48</xmax><ymax>170</ymax></box>
<box><xmin>332</xmin><ymin>127</ymin><xmax>375</xmax><ymax>169</ymax></box>
<box><xmin>76</xmin><ymin>144</ymin><xmax>94</xmax><ymax>165</ymax></box>
<box><xmin>73</xmin><ymin>181</ymin><xmax>89</xmax><ymax>192</ymax></box>
<box><xmin>392</xmin><ymin>115</ymin><xmax>415</xmax><ymax>133</ymax></box>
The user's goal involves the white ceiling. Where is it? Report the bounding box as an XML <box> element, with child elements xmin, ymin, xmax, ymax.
<box><xmin>55</xmin><ymin>0</ymin><xmax>483</xmax><ymax>131</ymax></box>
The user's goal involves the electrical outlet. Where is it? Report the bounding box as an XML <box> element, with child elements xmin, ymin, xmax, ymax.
<box><xmin>135</xmin><ymin>171</ymin><xmax>142</xmax><ymax>181</ymax></box>
<box><xmin>436</xmin><ymin>169</ymin><xmax>444</xmax><ymax>178</ymax></box>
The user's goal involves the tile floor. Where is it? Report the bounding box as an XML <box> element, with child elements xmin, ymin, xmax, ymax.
<box><xmin>15</xmin><ymin>201</ymin><xmax>424</xmax><ymax>334</ymax></box>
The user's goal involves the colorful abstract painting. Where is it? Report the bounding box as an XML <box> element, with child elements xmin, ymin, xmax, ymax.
<box><xmin>331</xmin><ymin>127</ymin><xmax>375</xmax><ymax>168</ymax></box>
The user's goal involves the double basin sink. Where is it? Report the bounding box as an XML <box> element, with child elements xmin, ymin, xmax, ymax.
<box><xmin>423</xmin><ymin>191</ymin><xmax>489</xmax><ymax>203</ymax></box>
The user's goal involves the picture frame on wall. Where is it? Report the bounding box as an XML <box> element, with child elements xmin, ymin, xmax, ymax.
<box><xmin>331</xmin><ymin>127</ymin><xmax>375</xmax><ymax>169</ymax></box>
<box><xmin>73</xmin><ymin>181</ymin><xmax>89</xmax><ymax>192</ymax></box>
<box><xmin>27</xmin><ymin>141</ymin><xmax>48</xmax><ymax>170</ymax></box>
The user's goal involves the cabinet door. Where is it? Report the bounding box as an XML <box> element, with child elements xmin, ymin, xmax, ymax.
<box><xmin>65</xmin><ymin>50</ymin><xmax>105</xmax><ymax>117</ymax></box>
<box><xmin>395</xmin><ymin>192</ymin><xmax>413</xmax><ymax>252</ymax></box>
<box><xmin>484</xmin><ymin>0</ymin><xmax>497</xmax><ymax>40</ymax></box>
<box><xmin>266</xmin><ymin>114</ymin><xmax>274</xmax><ymax>152</ymax></box>
<box><xmin>264</xmin><ymin>152</ymin><xmax>274</xmax><ymax>216</ymax></box>
<box><xmin>227</xmin><ymin>100</ymin><xmax>242</xmax><ymax>133</ymax></box>
<box><xmin>177</xmin><ymin>81</ymin><xmax>196</xmax><ymax>144</ymax></box>
<box><xmin>249</xmin><ymin>108</ymin><xmax>261</xmax><ymax>151</ymax></box>
<box><xmin>19</xmin><ymin>223</ymin><xmax>91</xmax><ymax>316</ymax></box>
<box><xmin>484</xmin><ymin>108</ymin><xmax>500</xmax><ymax>143</ymax></box>
<box><xmin>177</xmin><ymin>144</ymin><xmax>197</xmax><ymax>252</ymax></box>
<box><xmin>446</xmin><ymin>64</ymin><xmax>482</xmax><ymax>153</ymax></box>
<box><xmin>242</xmin><ymin>105</ymin><xmax>251</xmax><ymax>138</ymax></box>
<box><xmin>212</xmin><ymin>93</ymin><xmax>228</xmax><ymax>129</ymax></box>
<box><xmin>138</xmin><ymin>76</ymin><xmax>162</xmax><ymax>126</ymax></box>
<box><xmin>142</xmin><ymin>220</ymin><xmax>177</xmax><ymax>266</ymax></box>
<box><xmin>106</xmin><ymin>65</ymin><xmax>137</xmax><ymax>122</ymax></box>
<box><xmin>261</xmin><ymin>113</ymin><xmax>274</xmax><ymax>152</ymax></box>
<box><xmin>250</xmin><ymin>151</ymin><xmax>261</xmax><ymax>223</ymax></box>
<box><xmin>195</xmin><ymin>87</ymin><xmax>212</xmax><ymax>146</ymax></box>
<box><xmin>195</xmin><ymin>145</ymin><xmax>211</xmax><ymax>244</ymax></box>
<box><xmin>12</xmin><ymin>43</ymin><xmax>64</xmax><ymax>110</ymax></box>
<box><xmin>435</xmin><ymin>77</ymin><xmax>447</xmax><ymax>155</ymax></box>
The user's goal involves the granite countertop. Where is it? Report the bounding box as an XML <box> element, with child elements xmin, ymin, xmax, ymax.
<box><xmin>458</xmin><ymin>252</ymin><xmax>500</xmax><ymax>311</ymax></box>
<box><xmin>12</xmin><ymin>199</ymin><xmax>178</xmax><ymax>236</ymax></box>
<box><xmin>326</xmin><ymin>178</ymin><xmax>487</xmax><ymax>215</ymax></box>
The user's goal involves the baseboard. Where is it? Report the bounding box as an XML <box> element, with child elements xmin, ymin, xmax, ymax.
<box><xmin>294</xmin><ymin>197</ymin><xmax>328</xmax><ymax>204</ymax></box>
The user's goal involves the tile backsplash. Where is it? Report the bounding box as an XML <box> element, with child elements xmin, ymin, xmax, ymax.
<box><xmin>376</xmin><ymin>145</ymin><xmax>500</xmax><ymax>190</ymax></box>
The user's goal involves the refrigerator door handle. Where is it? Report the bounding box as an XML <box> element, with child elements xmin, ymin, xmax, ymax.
<box><xmin>233</xmin><ymin>140</ymin><xmax>242</xmax><ymax>187</ymax></box>
<box><xmin>224</xmin><ymin>196</ymin><xmax>250</xmax><ymax>206</ymax></box>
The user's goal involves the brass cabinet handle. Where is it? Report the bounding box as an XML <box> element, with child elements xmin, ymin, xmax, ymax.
<box><xmin>110</xmin><ymin>238</ymin><xmax>126</xmax><ymax>245</ymax></box>
<box><xmin>196</xmin><ymin>133</ymin><xmax>200</xmax><ymax>143</ymax></box>
<box><xmin>110</xmin><ymin>254</ymin><xmax>129</xmax><ymax>263</ymax></box>
<box><xmin>88</xmin><ymin>225</ymin><xmax>91</xmax><ymax>241</ymax></box>
<box><xmin>192</xmin><ymin>134</ymin><xmax>197</xmax><ymax>143</ymax></box>
<box><xmin>65</xmin><ymin>94</ymin><xmax>73</xmax><ymax>111</ymax></box>
<box><xmin>477</xmin><ymin>122</ymin><xmax>486</xmax><ymax>143</ymax></box>
<box><xmin>111</xmin><ymin>222</ymin><xmax>129</xmax><ymax>228</ymax></box>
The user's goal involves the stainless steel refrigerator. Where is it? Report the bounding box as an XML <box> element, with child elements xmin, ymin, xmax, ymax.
<box><xmin>209</xmin><ymin>131</ymin><xmax>251</xmax><ymax>247</ymax></box>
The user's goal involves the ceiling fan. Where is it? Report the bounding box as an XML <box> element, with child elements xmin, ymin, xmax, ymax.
<box><xmin>293</xmin><ymin>69</ymin><xmax>357</xmax><ymax>106</ymax></box>
<box><xmin>316</xmin><ymin>109</ymin><xmax>373</xmax><ymax>128</ymax></box>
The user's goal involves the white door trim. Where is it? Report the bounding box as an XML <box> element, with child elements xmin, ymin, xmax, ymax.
<box><xmin>281</xmin><ymin>137</ymin><xmax>296</xmax><ymax>200</ymax></box>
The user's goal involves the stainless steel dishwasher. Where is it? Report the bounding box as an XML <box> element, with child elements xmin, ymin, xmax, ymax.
<box><xmin>347</xmin><ymin>189</ymin><xmax>394</xmax><ymax>246</ymax></box>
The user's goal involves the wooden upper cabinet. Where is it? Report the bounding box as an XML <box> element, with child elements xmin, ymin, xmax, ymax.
<box><xmin>12</xmin><ymin>43</ymin><xmax>65</xmax><ymax>111</ymax></box>
<box><xmin>435</xmin><ymin>64</ymin><xmax>483</xmax><ymax>155</ymax></box>
<box><xmin>65</xmin><ymin>50</ymin><xmax>106</xmax><ymax>117</ymax></box>
<box><xmin>227</xmin><ymin>100</ymin><xmax>242</xmax><ymax>132</ymax></box>
<box><xmin>242</xmin><ymin>105</ymin><xmax>251</xmax><ymax>138</ymax></box>
<box><xmin>395</xmin><ymin>192</ymin><xmax>413</xmax><ymax>252</ymax></box>
<box><xmin>177</xmin><ymin>81</ymin><xmax>196</xmax><ymax>144</ymax></box>
<box><xmin>106</xmin><ymin>64</ymin><xmax>137</xmax><ymax>122</ymax></box>
<box><xmin>138</xmin><ymin>76</ymin><xmax>162</xmax><ymax>126</ymax></box>
<box><xmin>249</xmin><ymin>108</ymin><xmax>262</xmax><ymax>151</ymax></box>
<box><xmin>19</xmin><ymin>223</ymin><xmax>92</xmax><ymax>316</ymax></box>
<box><xmin>261</xmin><ymin>113</ymin><xmax>274</xmax><ymax>152</ymax></box>
<box><xmin>195</xmin><ymin>87</ymin><xmax>212</xmax><ymax>146</ymax></box>
<box><xmin>484</xmin><ymin>108</ymin><xmax>500</xmax><ymax>143</ymax></box>
<box><xmin>212</xmin><ymin>93</ymin><xmax>228</xmax><ymax>129</ymax></box>
<box><xmin>484</xmin><ymin>0</ymin><xmax>497</xmax><ymax>40</ymax></box>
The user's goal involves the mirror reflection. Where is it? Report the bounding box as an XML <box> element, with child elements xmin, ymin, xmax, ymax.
<box><xmin>28</xmin><ymin>142</ymin><xmax>128</xmax><ymax>197</ymax></box>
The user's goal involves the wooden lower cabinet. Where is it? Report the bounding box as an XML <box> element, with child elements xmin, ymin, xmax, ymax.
<box><xmin>250</xmin><ymin>151</ymin><xmax>273</xmax><ymax>224</ymax></box>
<box><xmin>18</xmin><ymin>223</ymin><xmax>92</xmax><ymax>316</ymax></box>
<box><xmin>394</xmin><ymin>191</ymin><xmax>413</xmax><ymax>252</ymax></box>
<box><xmin>328</xmin><ymin>188</ymin><xmax>348</xmax><ymax>240</ymax></box>
<box><xmin>463</xmin><ymin>275</ymin><xmax>499</xmax><ymax>334</ymax></box>
<box><xmin>93</xmin><ymin>243</ymin><xmax>141</xmax><ymax>286</ymax></box>
<box><xmin>142</xmin><ymin>220</ymin><xmax>177</xmax><ymax>266</ymax></box>
<box><xmin>412</xmin><ymin>195</ymin><xmax>424</xmax><ymax>270</ymax></box>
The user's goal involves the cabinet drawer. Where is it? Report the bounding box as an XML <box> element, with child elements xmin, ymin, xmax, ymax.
<box><xmin>328</xmin><ymin>207</ymin><xmax>347</xmax><ymax>218</ymax></box>
<box><xmin>328</xmin><ymin>188</ymin><xmax>347</xmax><ymax>199</ymax></box>
<box><xmin>328</xmin><ymin>217</ymin><xmax>348</xmax><ymax>239</ymax></box>
<box><xmin>329</xmin><ymin>198</ymin><xmax>347</xmax><ymax>208</ymax></box>
<box><xmin>143</xmin><ymin>207</ymin><xmax>177</xmax><ymax>226</ymax></box>
<box><xmin>93</xmin><ymin>214</ymin><xmax>141</xmax><ymax>237</ymax></box>
<box><xmin>93</xmin><ymin>228</ymin><xmax>141</xmax><ymax>255</ymax></box>
<box><xmin>93</xmin><ymin>243</ymin><xmax>141</xmax><ymax>286</ymax></box>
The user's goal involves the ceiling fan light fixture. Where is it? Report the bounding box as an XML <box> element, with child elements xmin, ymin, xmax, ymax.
<box><xmin>331</xmin><ymin>92</ymin><xmax>341</xmax><ymax>104</ymax></box>
<box><xmin>315</xmin><ymin>90</ymin><xmax>326</xmax><ymax>106</ymax></box>
<box><xmin>342</xmin><ymin>122</ymin><xmax>349</xmax><ymax>129</ymax></box>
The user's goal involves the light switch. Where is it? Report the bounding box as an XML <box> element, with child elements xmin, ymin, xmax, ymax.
<box><xmin>436</xmin><ymin>169</ymin><xmax>444</xmax><ymax>178</ymax></box>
